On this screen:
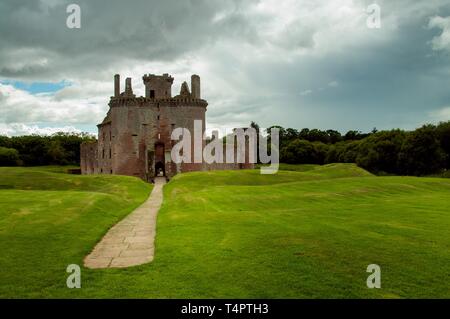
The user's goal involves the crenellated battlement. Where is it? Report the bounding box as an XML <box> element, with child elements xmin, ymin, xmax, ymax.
<box><xmin>108</xmin><ymin>96</ymin><xmax>208</xmax><ymax>108</ymax></box>
<box><xmin>109</xmin><ymin>73</ymin><xmax>207</xmax><ymax>108</ymax></box>
<box><xmin>112</xmin><ymin>73</ymin><xmax>203</xmax><ymax>102</ymax></box>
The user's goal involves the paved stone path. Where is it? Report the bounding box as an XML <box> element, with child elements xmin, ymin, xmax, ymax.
<box><xmin>84</xmin><ymin>177</ymin><xmax>166</xmax><ymax>269</ymax></box>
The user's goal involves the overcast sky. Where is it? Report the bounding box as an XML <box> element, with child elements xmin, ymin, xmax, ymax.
<box><xmin>1</xmin><ymin>0</ymin><xmax>450</xmax><ymax>136</ymax></box>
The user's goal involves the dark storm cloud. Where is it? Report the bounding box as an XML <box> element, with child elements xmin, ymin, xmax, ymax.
<box><xmin>0</xmin><ymin>0</ymin><xmax>260</xmax><ymax>80</ymax></box>
<box><xmin>1</xmin><ymin>0</ymin><xmax>450</xmax><ymax>135</ymax></box>
<box><xmin>297</xmin><ymin>5</ymin><xmax>450</xmax><ymax>131</ymax></box>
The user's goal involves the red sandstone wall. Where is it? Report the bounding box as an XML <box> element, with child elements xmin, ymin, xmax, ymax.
<box><xmin>97</xmin><ymin>122</ymin><xmax>113</xmax><ymax>174</ymax></box>
<box><xmin>80</xmin><ymin>141</ymin><xmax>98</xmax><ymax>174</ymax></box>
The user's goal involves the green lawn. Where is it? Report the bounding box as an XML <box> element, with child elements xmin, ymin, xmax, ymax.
<box><xmin>0</xmin><ymin>166</ymin><xmax>152</xmax><ymax>298</ymax></box>
<box><xmin>0</xmin><ymin>164</ymin><xmax>449</xmax><ymax>298</ymax></box>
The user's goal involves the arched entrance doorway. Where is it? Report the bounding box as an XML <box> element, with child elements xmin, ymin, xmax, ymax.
<box><xmin>154</xmin><ymin>142</ymin><xmax>165</xmax><ymax>176</ymax></box>
<box><xmin>155</xmin><ymin>161</ymin><xmax>165</xmax><ymax>176</ymax></box>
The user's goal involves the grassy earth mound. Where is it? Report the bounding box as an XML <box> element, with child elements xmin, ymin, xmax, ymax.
<box><xmin>0</xmin><ymin>164</ymin><xmax>449</xmax><ymax>298</ymax></box>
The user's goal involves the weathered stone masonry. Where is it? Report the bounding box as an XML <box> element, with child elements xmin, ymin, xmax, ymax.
<box><xmin>80</xmin><ymin>73</ymin><xmax>253</xmax><ymax>181</ymax></box>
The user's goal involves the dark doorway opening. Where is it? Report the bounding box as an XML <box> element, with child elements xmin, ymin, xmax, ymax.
<box><xmin>155</xmin><ymin>161</ymin><xmax>165</xmax><ymax>176</ymax></box>
<box><xmin>150</xmin><ymin>90</ymin><xmax>155</xmax><ymax>98</ymax></box>
<box><xmin>155</xmin><ymin>142</ymin><xmax>165</xmax><ymax>176</ymax></box>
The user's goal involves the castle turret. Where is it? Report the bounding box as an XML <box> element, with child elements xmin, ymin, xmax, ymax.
<box><xmin>142</xmin><ymin>73</ymin><xmax>174</xmax><ymax>99</ymax></box>
<box><xmin>191</xmin><ymin>74</ymin><xmax>200</xmax><ymax>99</ymax></box>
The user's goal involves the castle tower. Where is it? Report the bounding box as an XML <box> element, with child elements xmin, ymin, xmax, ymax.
<box><xmin>142</xmin><ymin>73</ymin><xmax>174</xmax><ymax>99</ymax></box>
<box><xmin>191</xmin><ymin>74</ymin><xmax>200</xmax><ymax>99</ymax></box>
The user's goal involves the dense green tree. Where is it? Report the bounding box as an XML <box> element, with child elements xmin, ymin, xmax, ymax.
<box><xmin>46</xmin><ymin>140</ymin><xmax>67</xmax><ymax>164</ymax></box>
<box><xmin>307</xmin><ymin>129</ymin><xmax>329</xmax><ymax>143</ymax></box>
<box><xmin>285</xmin><ymin>128</ymin><xmax>299</xmax><ymax>141</ymax></box>
<box><xmin>280</xmin><ymin>140</ymin><xmax>329</xmax><ymax>164</ymax></box>
<box><xmin>398</xmin><ymin>125</ymin><xmax>445</xmax><ymax>175</ymax></box>
<box><xmin>298</xmin><ymin>128</ymin><xmax>310</xmax><ymax>140</ymax></box>
<box><xmin>436</xmin><ymin>121</ymin><xmax>450</xmax><ymax>169</ymax></box>
<box><xmin>333</xmin><ymin>140</ymin><xmax>361</xmax><ymax>163</ymax></box>
<box><xmin>326</xmin><ymin>129</ymin><xmax>342</xmax><ymax>144</ymax></box>
<box><xmin>324</xmin><ymin>144</ymin><xmax>338</xmax><ymax>164</ymax></box>
<box><xmin>281</xmin><ymin>139</ymin><xmax>315</xmax><ymax>164</ymax></box>
<box><xmin>312</xmin><ymin>142</ymin><xmax>329</xmax><ymax>164</ymax></box>
<box><xmin>356</xmin><ymin>130</ymin><xmax>406</xmax><ymax>174</ymax></box>
<box><xmin>0</xmin><ymin>147</ymin><xmax>20</xmax><ymax>166</ymax></box>
<box><xmin>251</xmin><ymin>121</ymin><xmax>449</xmax><ymax>176</ymax></box>
<box><xmin>5</xmin><ymin>120</ymin><xmax>450</xmax><ymax>176</ymax></box>
<box><xmin>343</xmin><ymin>130</ymin><xmax>360</xmax><ymax>140</ymax></box>
<box><xmin>0</xmin><ymin>132</ymin><xmax>94</xmax><ymax>166</ymax></box>
<box><xmin>0</xmin><ymin>136</ymin><xmax>11</xmax><ymax>148</ymax></box>
<box><xmin>10</xmin><ymin>135</ymin><xmax>49</xmax><ymax>165</ymax></box>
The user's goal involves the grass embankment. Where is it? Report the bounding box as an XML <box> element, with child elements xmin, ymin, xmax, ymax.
<box><xmin>0</xmin><ymin>164</ymin><xmax>449</xmax><ymax>298</ymax></box>
<box><xmin>0</xmin><ymin>166</ymin><xmax>152</xmax><ymax>297</ymax></box>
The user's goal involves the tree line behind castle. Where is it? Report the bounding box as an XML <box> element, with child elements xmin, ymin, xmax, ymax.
<box><xmin>1</xmin><ymin>120</ymin><xmax>449</xmax><ymax>177</ymax></box>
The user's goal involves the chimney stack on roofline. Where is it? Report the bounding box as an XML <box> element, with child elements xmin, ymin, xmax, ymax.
<box><xmin>125</xmin><ymin>77</ymin><xmax>133</xmax><ymax>95</ymax></box>
<box><xmin>114</xmin><ymin>74</ymin><xmax>120</xmax><ymax>97</ymax></box>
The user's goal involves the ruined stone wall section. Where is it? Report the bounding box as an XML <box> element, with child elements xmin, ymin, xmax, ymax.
<box><xmin>80</xmin><ymin>141</ymin><xmax>98</xmax><ymax>174</ymax></box>
<box><xmin>97</xmin><ymin>123</ymin><xmax>113</xmax><ymax>174</ymax></box>
<box><xmin>81</xmin><ymin>73</ymin><xmax>253</xmax><ymax>182</ymax></box>
<box><xmin>161</xmin><ymin>104</ymin><xmax>206</xmax><ymax>176</ymax></box>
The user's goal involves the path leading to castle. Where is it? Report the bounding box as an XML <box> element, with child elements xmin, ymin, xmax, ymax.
<box><xmin>84</xmin><ymin>177</ymin><xmax>166</xmax><ymax>269</ymax></box>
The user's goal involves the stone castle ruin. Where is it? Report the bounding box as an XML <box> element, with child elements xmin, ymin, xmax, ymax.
<box><xmin>80</xmin><ymin>73</ymin><xmax>253</xmax><ymax>181</ymax></box>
